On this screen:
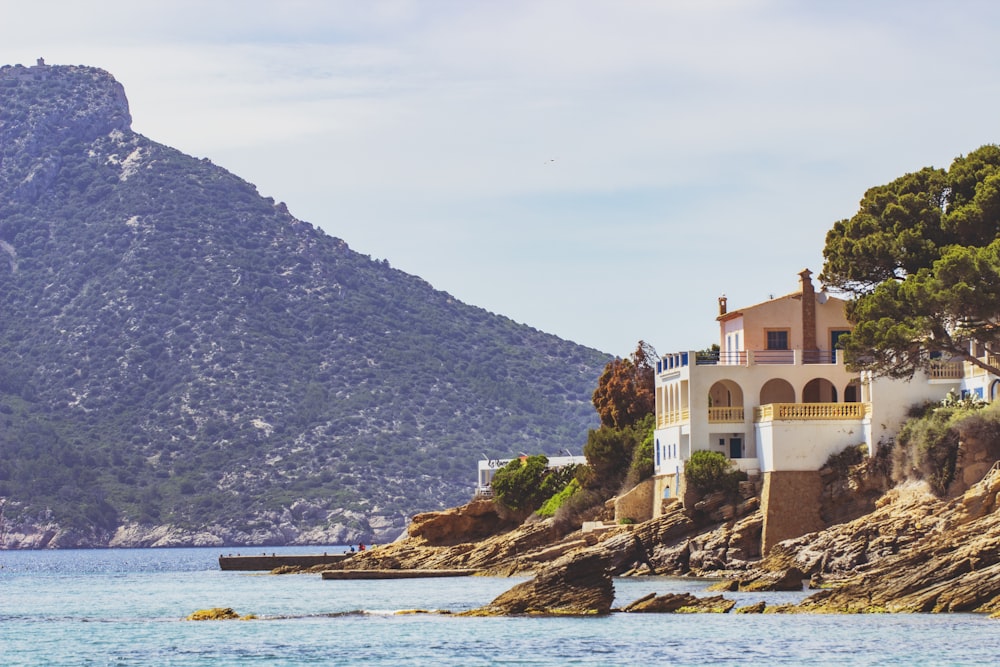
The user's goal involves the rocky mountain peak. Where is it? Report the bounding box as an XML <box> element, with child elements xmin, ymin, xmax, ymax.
<box><xmin>0</xmin><ymin>61</ymin><xmax>611</xmax><ymax>548</ymax></box>
<box><xmin>0</xmin><ymin>61</ymin><xmax>132</xmax><ymax>171</ymax></box>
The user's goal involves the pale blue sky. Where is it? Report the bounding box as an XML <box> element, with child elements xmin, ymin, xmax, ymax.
<box><xmin>5</xmin><ymin>1</ymin><xmax>1000</xmax><ymax>356</ymax></box>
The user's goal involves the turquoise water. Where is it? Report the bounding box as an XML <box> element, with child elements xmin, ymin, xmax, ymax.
<box><xmin>1</xmin><ymin>547</ymin><xmax>998</xmax><ymax>666</ymax></box>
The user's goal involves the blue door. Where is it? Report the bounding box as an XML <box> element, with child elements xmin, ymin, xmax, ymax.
<box><xmin>729</xmin><ymin>437</ymin><xmax>742</xmax><ymax>459</ymax></box>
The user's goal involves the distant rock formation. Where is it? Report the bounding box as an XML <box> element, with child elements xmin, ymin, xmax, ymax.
<box><xmin>0</xmin><ymin>61</ymin><xmax>611</xmax><ymax>548</ymax></box>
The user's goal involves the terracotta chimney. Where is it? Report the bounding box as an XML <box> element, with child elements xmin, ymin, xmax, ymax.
<box><xmin>799</xmin><ymin>269</ymin><xmax>817</xmax><ymax>351</ymax></box>
<box><xmin>718</xmin><ymin>295</ymin><xmax>728</xmax><ymax>316</ymax></box>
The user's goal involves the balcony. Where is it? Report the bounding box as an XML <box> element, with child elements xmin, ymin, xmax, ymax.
<box><xmin>656</xmin><ymin>402</ymin><xmax>871</xmax><ymax>428</ymax></box>
<box><xmin>657</xmin><ymin>408</ymin><xmax>689</xmax><ymax>427</ymax></box>
<box><xmin>657</xmin><ymin>349</ymin><xmax>843</xmax><ymax>373</ymax></box>
<box><xmin>708</xmin><ymin>406</ymin><xmax>745</xmax><ymax>423</ymax></box>
<box><xmin>753</xmin><ymin>402</ymin><xmax>869</xmax><ymax>422</ymax></box>
<box><xmin>928</xmin><ymin>359</ymin><xmax>965</xmax><ymax>380</ymax></box>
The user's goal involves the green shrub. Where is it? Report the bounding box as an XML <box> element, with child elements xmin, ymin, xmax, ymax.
<box><xmin>684</xmin><ymin>450</ymin><xmax>743</xmax><ymax>495</ymax></box>
<box><xmin>584</xmin><ymin>413</ymin><xmax>655</xmax><ymax>493</ymax></box>
<box><xmin>893</xmin><ymin>399</ymin><xmax>996</xmax><ymax>495</ymax></box>
<box><xmin>537</xmin><ymin>478</ymin><xmax>581</xmax><ymax>517</ymax></box>
<box><xmin>823</xmin><ymin>444</ymin><xmax>867</xmax><ymax>476</ymax></box>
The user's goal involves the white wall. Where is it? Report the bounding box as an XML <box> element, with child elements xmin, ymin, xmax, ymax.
<box><xmin>756</xmin><ymin>419</ymin><xmax>866</xmax><ymax>471</ymax></box>
<box><xmin>866</xmin><ymin>372</ymin><xmax>959</xmax><ymax>453</ymax></box>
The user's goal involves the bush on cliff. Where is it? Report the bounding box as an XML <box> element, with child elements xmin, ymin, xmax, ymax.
<box><xmin>893</xmin><ymin>396</ymin><xmax>998</xmax><ymax>495</ymax></box>
<box><xmin>536</xmin><ymin>478</ymin><xmax>581</xmax><ymax>518</ymax></box>
<box><xmin>583</xmin><ymin>413</ymin><xmax>655</xmax><ymax>494</ymax></box>
<box><xmin>684</xmin><ymin>450</ymin><xmax>744</xmax><ymax>495</ymax></box>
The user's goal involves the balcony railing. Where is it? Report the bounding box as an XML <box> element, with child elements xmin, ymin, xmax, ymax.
<box><xmin>659</xmin><ymin>349</ymin><xmax>841</xmax><ymax>372</ymax></box>
<box><xmin>754</xmin><ymin>402</ymin><xmax>868</xmax><ymax>422</ymax></box>
<box><xmin>657</xmin><ymin>408</ymin><xmax>690</xmax><ymax>427</ymax></box>
<box><xmin>928</xmin><ymin>360</ymin><xmax>965</xmax><ymax>380</ymax></box>
<box><xmin>708</xmin><ymin>406</ymin><xmax>744</xmax><ymax>423</ymax></box>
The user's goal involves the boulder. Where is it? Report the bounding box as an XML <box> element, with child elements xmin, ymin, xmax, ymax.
<box><xmin>407</xmin><ymin>500</ymin><xmax>519</xmax><ymax>546</ymax></box>
<box><xmin>734</xmin><ymin>601</ymin><xmax>767</xmax><ymax>614</ymax></box>
<box><xmin>620</xmin><ymin>592</ymin><xmax>735</xmax><ymax>613</ymax></box>
<box><xmin>737</xmin><ymin>567</ymin><xmax>806</xmax><ymax>592</ymax></box>
<box><xmin>185</xmin><ymin>607</ymin><xmax>252</xmax><ymax>621</ymax></box>
<box><xmin>462</xmin><ymin>550</ymin><xmax>614</xmax><ymax>616</ymax></box>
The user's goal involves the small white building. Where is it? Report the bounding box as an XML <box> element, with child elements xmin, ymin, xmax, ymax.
<box><xmin>476</xmin><ymin>455</ymin><xmax>587</xmax><ymax>497</ymax></box>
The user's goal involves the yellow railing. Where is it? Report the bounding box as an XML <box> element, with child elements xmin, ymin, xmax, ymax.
<box><xmin>966</xmin><ymin>354</ymin><xmax>1000</xmax><ymax>378</ymax></box>
<box><xmin>657</xmin><ymin>408</ymin><xmax>690</xmax><ymax>427</ymax></box>
<box><xmin>754</xmin><ymin>402</ymin><xmax>868</xmax><ymax>422</ymax></box>
<box><xmin>708</xmin><ymin>406</ymin><xmax>744</xmax><ymax>423</ymax></box>
<box><xmin>928</xmin><ymin>360</ymin><xmax>964</xmax><ymax>380</ymax></box>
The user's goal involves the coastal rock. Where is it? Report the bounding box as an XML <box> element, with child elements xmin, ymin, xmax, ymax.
<box><xmin>108</xmin><ymin>524</ymin><xmax>223</xmax><ymax>548</ymax></box>
<box><xmin>185</xmin><ymin>607</ymin><xmax>254</xmax><ymax>621</ymax></box>
<box><xmin>646</xmin><ymin>504</ymin><xmax>762</xmax><ymax>576</ymax></box>
<box><xmin>407</xmin><ymin>499</ymin><xmax>519</xmax><ymax>546</ymax></box>
<box><xmin>620</xmin><ymin>592</ymin><xmax>735</xmax><ymax>613</ymax></box>
<box><xmin>734</xmin><ymin>567</ymin><xmax>806</xmax><ymax>592</ymax></box>
<box><xmin>463</xmin><ymin>550</ymin><xmax>614</xmax><ymax>616</ymax></box>
<box><xmin>734</xmin><ymin>601</ymin><xmax>767</xmax><ymax>614</ymax></box>
<box><xmin>749</xmin><ymin>472</ymin><xmax>1000</xmax><ymax>613</ymax></box>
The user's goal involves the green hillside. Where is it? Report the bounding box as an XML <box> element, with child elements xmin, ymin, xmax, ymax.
<box><xmin>0</xmin><ymin>62</ymin><xmax>611</xmax><ymax>547</ymax></box>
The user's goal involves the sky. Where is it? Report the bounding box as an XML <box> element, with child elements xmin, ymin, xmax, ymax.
<box><xmin>4</xmin><ymin>1</ymin><xmax>1000</xmax><ymax>357</ymax></box>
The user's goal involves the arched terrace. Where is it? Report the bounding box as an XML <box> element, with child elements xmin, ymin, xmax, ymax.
<box><xmin>708</xmin><ymin>380</ymin><xmax>744</xmax><ymax>423</ymax></box>
<box><xmin>760</xmin><ymin>378</ymin><xmax>795</xmax><ymax>404</ymax></box>
<box><xmin>803</xmin><ymin>378</ymin><xmax>838</xmax><ymax>403</ymax></box>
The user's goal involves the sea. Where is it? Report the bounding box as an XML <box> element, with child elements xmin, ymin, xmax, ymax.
<box><xmin>1</xmin><ymin>546</ymin><xmax>998</xmax><ymax>666</ymax></box>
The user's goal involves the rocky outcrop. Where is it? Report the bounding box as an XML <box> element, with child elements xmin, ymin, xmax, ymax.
<box><xmin>642</xmin><ymin>502</ymin><xmax>762</xmax><ymax>575</ymax></box>
<box><xmin>619</xmin><ymin>592</ymin><xmax>735</xmax><ymax>613</ymax></box>
<box><xmin>463</xmin><ymin>550</ymin><xmax>614</xmax><ymax>616</ymax></box>
<box><xmin>739</xmin><ymin>471</ymin><xmax>1000</xmax><ymax>613</ymax></box>
<box><xmin>334</xmin><ymin>497</ymin><xmax>724</xmax><ymax>578</ymax></box>
<box><xmin>948</xmin><ymin>427</ymin><xmax>1000</xmax><ymax>496</ymax></box>
<box><xmin>719</xmin><ymin>566</ymin><xmax>806</xmax><ymax>592</ymax></box>
<box><xmin>406</xmin><ymin>500</ymin><xmax>520</xmax><ymax>546</ymax></box>
<box><xmin>185</xmin><ymin>607</ymin><xmax>255</xmax><ymax>621</ymax></box>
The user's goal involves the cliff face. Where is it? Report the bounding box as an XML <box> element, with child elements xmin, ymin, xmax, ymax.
<box><xmin>761</xmin><ymin>472</ymin><xmax>1000</xmax><ymax>613</ymax></box>
<box><xmin>0</xmin><ymin>62</ymin><xmax>611</xmax><ymax>548</ymax></box>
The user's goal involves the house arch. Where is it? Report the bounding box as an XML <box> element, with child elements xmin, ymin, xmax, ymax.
<box><xmin>708</xmin><ymin>379</ymin><xmax>744</xmax><ymax>407</ymax></box>
<box><xmin>843</xmin><ymin>379</ymin><xmax>861</xmax><ymax>403</ymax></box>
<box><xmin>803</xmin><ymin>378</ymin><xmax>838</xmax><ymax>403</ymax></box>
<box><xmin>991</xmin><ymin>379</ymin><xmax>1000</xmax><ymax>402</ymax></box>
<box><xmin>760</xmin><ymin>378</ymin><xmax>795</xmax><ymax>404</ymax></box>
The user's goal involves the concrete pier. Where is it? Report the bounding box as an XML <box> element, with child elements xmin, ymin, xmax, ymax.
<box><xmin>218</xmin><ymin>553</ymin><xmax>351</xmax><ymax>571</ymax></box>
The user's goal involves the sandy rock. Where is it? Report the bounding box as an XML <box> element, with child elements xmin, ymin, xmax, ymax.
<box><xmin>407</xmin><ymin>499</ymin><xmax>520</xmax><ymax>546</ymax></box>
<box><xmin>620</xmin><ymin>592</ymin><xmax>735</xmax><ymax>613</ymax></box>
<box><xmin>737</xmin><ymin>567</ymin><xmax>806</xmax><ymax>592</ymax></box>
<box><xmin>463</xmin><ymin>550</ymin><xmax>614</xmax><ymax>616</ymax></box>
<box><xmin>186</xmin><ymin>607</ymin><xmax>254</xmax><ymax>620</ymax></box>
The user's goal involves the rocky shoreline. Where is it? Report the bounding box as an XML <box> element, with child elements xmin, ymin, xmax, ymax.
<box><xmin>309</xmin><ymin>468</ymin><xmax>1000</xmax><ymax>617</ymax></box>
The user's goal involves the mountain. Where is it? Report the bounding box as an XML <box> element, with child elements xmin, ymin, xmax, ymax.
<box><xmin>0</xmin><ymin>61</ymin><xmax>612</xmax><ymax>548</ymax></box>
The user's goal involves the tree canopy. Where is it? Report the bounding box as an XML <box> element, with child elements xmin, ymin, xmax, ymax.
<box><xmin>820</xmin><ymin>145</ymin><xmax>1000</xmax><ymax>378</ymax></box>
<box><xmin>591</xmin><ymin>340</ymin><xmax>656</xmax><ymax>428</ymax></box>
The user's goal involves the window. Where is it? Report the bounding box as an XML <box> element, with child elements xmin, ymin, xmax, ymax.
<box><xmin>766</xmin><ymin>330</ymin><xmax>789</xmax><ymax>350</ymax></box>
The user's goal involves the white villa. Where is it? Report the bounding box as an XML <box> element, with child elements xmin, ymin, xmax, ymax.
<box><xmin>652</xmin><ymin>269</ymin><xmax>996</xmax><ymax>549</ymax></box>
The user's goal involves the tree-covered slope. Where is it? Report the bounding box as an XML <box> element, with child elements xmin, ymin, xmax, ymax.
<box><xmin>0</xmin><ymin>62</ymin><xmax>611</xmax><ymax>547</ymax></box>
